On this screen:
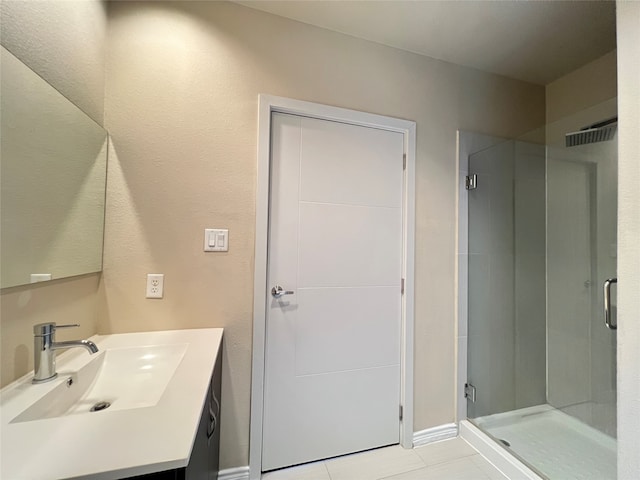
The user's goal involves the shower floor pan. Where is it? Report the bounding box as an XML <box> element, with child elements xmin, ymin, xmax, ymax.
<box><xmin>474</xmin><ymin>404</ymin><xmax>616</xmax><ymax>480</ymax></box>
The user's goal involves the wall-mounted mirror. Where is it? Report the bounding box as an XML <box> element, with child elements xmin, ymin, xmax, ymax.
<box><xmin>1</xmin><ymin>47</ymin><xmax>108</xmax><ymax>288</ymax></box>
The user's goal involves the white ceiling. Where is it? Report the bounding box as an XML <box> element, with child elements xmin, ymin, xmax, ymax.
<box><xmin>234</xmin><ymin>0</ymin><xmax>616</xmax><ymax>85</ymax></box>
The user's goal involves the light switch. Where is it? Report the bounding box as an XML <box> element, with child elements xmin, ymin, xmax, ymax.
<box><xmin>208</xmin><ymin>231</ymin><xmax>217</xmax><ymax>248</ymax></box>
<box><xmin>216</xmin><ymin>233</ymin><xmax>225</xmax><ymax>248</ymax></box>
<box><xmin>204</xmin><ymin>229</ymin><xmax>229</xmax><ymax>252</ymax></box>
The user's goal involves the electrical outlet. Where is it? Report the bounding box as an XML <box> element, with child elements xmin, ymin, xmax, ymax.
<box><xmin>146</xmin><ymin>273</ymin><xmax>164</xmax><ymax>299</ymax></box>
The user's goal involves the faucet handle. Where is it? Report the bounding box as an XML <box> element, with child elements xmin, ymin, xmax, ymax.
<box><xmin>56</xmin><ymin>324</ymin><xmax>80</xmax><ymax>329</ymax></box>
<box><xmin>33</xmin><ymin>323</ymin><xmax>80</xmax><ymax>336</ymax></box>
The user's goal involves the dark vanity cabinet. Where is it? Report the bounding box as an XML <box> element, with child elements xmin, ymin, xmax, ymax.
<box><xmin>126</xmin><ymin>346</ymin><xmax>222</xmax><ymax>480</ymax></box>
<box><xmin>185</xmin><ymin>346</ymin><xmax>222</xmax><ymax>480</ymax></box>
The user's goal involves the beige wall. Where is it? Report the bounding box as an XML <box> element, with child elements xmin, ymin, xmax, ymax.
<box><xmin>616</xmin><ymin>2</ymin><xmax>640</xmax><ymax>477</ymax></box>
<box><xmin>546</xmin><ymin>50</ymin><xmax>617</xmax><ymax>125</ymax></box>
<box><xmin>1</xmin><ymin>276</ymin><xmax>101</xmax><ymax>386</ymax></box>
<box><xmin>545</xmin><ymin>50</ymin><xmax>617</xmax><ymax>147</ymax></box>
<box><xmin>103</xmin><ymin>1</ymin><xmax>544</xmax><ymax>469</ymax></box>
<box><xmin>0</xmin><ymin>0</ymin><xmax>107</xmax><ymax>387</ymax></box>
<box><xmin>0</xmin><ymin>0</ymin><xmax>107</xmax><ymax>124</ymax></box>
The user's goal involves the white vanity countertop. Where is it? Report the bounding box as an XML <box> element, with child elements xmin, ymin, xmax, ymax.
<box><xmin>0</xmin><ymin>328</ymin><xmax>224</xmax><ymax>480</ymax></box>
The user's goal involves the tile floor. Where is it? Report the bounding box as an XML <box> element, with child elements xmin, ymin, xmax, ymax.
<box><xmin>262</xmin><ymin>437</ymin><xmax>510</xmax><ymax>480</ymax></box>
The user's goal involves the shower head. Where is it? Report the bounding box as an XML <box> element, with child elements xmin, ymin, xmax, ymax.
<box><xmin>565</xmin><ymin>117</ymin><xmax>617</xmax><ymax>147</ymax></box>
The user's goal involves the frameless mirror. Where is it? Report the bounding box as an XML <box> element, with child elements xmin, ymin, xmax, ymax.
<box><xmin>1</xmin><ymin>47</ymin><xmax>108</xmax><ymax>288</ymax></box>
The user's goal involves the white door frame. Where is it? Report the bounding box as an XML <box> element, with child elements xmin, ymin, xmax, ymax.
<box><xmin>250</xmin><ymin>94</ymin><xmax>416</xmax><ymax>479</ymax></box>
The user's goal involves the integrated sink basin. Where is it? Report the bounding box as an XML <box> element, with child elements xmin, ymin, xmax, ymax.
<box><xmin>1</xmin><ymin>328</ymin><xmax>224</xmax><ymax>480</ymax></box>
<box><xmin>12</xmin><ymin>343</ymin><xmax>188</xmax><ymax>423</ymax></box>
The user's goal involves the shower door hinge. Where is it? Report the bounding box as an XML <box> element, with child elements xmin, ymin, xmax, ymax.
<box><xmin>403</xmin><ymin>153</ymin><xmax>407</xmax><ymax>170</ymax></box>
<box><xmin>465</xmin><ymin>174</ymin><xmax>477</xmax><ymax>190</ymax></box>
<box><xmin>399</xmin><ymin>405</ymin><xmax>403</xmax><ymax>421</ymax></box>
<box><xmin>464</xmin><ymin>383</ymin><xmax>477</xmax><ymax>403</ymax></box>
<box><xmin>401</xmin><ymin>278</ymin><xmax>405</xmax><ymax>295</ymax></box>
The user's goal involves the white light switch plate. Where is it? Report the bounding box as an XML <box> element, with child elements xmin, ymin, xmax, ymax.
<box><xmin>204</xmin><ymin>229</ymin><xmax>229</xmax><ymax>252</ymax></box>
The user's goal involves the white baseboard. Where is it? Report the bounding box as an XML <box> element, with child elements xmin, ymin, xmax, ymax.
<box><xmin>459</xmin><ymin>420</ymin><xmax>543</xmax><ymax>480</ymax></box>
<box><xmin>220</xmin><ymin>421</ymin><xmax>542</xmax><ymax>479</ymax></box>
<box><xmin>412</xmin><ymin>422</ymin><xmax>458</xmax><ymax>447</ymax></box>
<box><xmin>218</xmin><ymin>466</ymin><xmax>250</xmax><ymax>480</ymax></box>
<box><xmin>223</xmin><ymin>424</ymin><xmax>458</xmax><ymax>479</ymax></box>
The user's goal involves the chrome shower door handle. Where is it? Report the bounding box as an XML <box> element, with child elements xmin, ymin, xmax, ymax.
<box><xmin>603</xmin><ymin>278</ymin><xmax>617</xmax><ymax>330</ymax></box>
<box><xmin>271</xmin><ymin>285</ymin><xmax>294</xmax><ymax>298</ymax></box>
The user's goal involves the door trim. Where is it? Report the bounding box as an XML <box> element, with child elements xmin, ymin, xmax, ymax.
<box><xmin>250</xmin><ymin>95</ymin><xmax>416</xmax><ymax>479</ymax></box>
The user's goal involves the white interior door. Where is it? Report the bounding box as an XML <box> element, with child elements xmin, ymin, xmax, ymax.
<box><xmin>262</xmin><ymin>113</ymin><xmax>404</xmax><ymax>471</ymax></box>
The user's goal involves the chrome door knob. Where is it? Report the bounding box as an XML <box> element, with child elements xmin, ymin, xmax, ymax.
<box><xmin>271</xmin><ymin>285</ymin><xmax>294</xmax><ymax>298</ymax></box>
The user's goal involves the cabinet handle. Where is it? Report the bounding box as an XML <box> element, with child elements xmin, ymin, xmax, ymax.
<box><xmin>207</xmin><ymin>381</ymin><xmax>221</xmax><ymax>442</ymax></box>
<box><xmin>207</xmin><ymin>412</ymin><xmax>216</xmax><ymax>441</ymax></box>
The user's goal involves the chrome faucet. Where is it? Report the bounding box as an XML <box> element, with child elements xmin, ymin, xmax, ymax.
<box><xmin>32</xmin><ymin>322</ymin><xmax>99</xmax><ymax>384</ymax></box>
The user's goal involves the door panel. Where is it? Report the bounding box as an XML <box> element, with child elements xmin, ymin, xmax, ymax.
<box><xmin>295</xmin><ymin>287</ymin><xmax>401</xmax><ymax>376</ymax></box>
<box><xmin>263</xmin><ymin>113</ymin><xmax>403</xmax><ymax>471</ymax></box>
<box><xmin>299</xmin><ymin>117</ymin><xmax>403</xmax><ymax>207</ymax></box>
<box><xmin>262</xmin><ymin>365</ymin><xmax>400</xmax><ymax>471</ymax></box>
<box><xmin>298</xmin><ymin>203</ymin><xmax>402</xmax><ymax>287</ymax></box>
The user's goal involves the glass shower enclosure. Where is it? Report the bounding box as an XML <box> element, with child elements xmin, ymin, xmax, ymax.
<box><xmin>465</xmin><ymin>99</ymin><xmax>618</xmax><ymax>480</ymax></box>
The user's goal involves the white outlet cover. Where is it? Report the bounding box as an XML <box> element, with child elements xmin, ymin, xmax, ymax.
<box><xmin>146</xmin><ymin>273</ymin><xmax>164</xmax><ymax>299</ymax></box>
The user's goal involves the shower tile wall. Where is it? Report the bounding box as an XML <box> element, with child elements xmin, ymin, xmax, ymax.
<box><xmin>465</xmin><ymin>136</ymin><xmax>546</xmax><ymax>419</ymax></box>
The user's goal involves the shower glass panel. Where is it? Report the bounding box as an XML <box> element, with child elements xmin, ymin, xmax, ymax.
<box><xmin>467</xmin><ymin>139</ymin><xmax>547</xmax><ymax>421</ymax></box>
<box><xmin>466</xmin><ymin>99</ymin><xmax>617</xmax><ymax>480</ymax></box>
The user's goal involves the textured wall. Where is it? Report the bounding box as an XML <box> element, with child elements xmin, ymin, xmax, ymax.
<box><xmin>616</xmin><ymin>1</ymin><xmax>640</xmax><ymax>477</ymax></box>
<box><xmin>0</xmin><ymin>0</ymin><xmax>107</xmax><ymax>124</ymax></box>
<box><xmin>103</xmin><ymin>1</ymin><xmax>544</xmax><ymax>469</ymax></box>
<box><xmin>0</xmin><ymin>0</ymin><xmax>107</xmax><ymax>387</ymax></box>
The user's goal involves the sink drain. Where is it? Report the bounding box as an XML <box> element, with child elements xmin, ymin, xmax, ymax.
<box><xmin>90</xmin><ymin>401</ymin><xmax>111</xmax><ymax>412</ymax></box>
<box><xmin>499</xmin><ymin>439</ymin><xmax>511</xmax><ymax>447</ymax></box>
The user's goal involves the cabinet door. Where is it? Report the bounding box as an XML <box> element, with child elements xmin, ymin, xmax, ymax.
<box><xmin>207</xmin><ymin>347</ymin><xmax>222</xmax><ymax>480</ymax></box>
<box><xmin>185</xmin><ymin>382</ymin><xmax>213</xmax><ymax>480</ymax></box>
<box><xmin>186</xmin><ymin>346</ymin><xmax>222</xmax><ymax>480</ymax></box>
